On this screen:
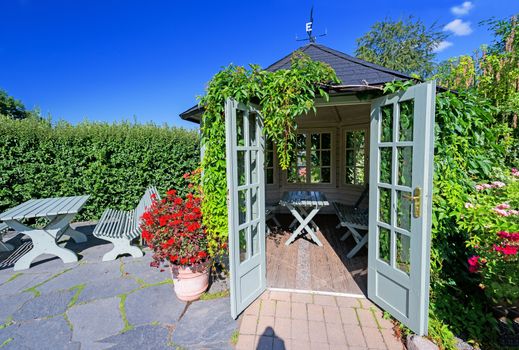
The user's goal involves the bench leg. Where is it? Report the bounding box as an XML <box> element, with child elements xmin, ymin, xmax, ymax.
<box><xmin>62</xmin><ymin>226</ymin><xmax>88</xmax><ymax>243</ymax></box>
<box><xmin>340</xmin><ymin>230</ymin><xmax>352</xmax><ymax>241</ymax></box>
<box><xmin>346</xmin><ymin>234</ymin><xmax>368</xmax><ymax>259</ymax></box>
<box><xmin>102</xmin><ymin>238</ymin><xmax>143</xmax><ymax>261</ymax></box>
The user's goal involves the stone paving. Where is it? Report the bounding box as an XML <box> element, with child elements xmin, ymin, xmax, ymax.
<box><xmin>235</xmin><ymin>290</ymin><xmax>405</xmax><ymax>350</ymax></box>
<box><xmin>0</xmin><ymin>223</ymin><xmax>237</xmax><ymax>349</ymax></box>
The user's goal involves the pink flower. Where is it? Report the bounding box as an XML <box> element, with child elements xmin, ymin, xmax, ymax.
<box><xmin>495</xmin><ymin>203</ymin><xmax>511</xmax><ymax>210</ymax></box>
<box><xmin>491</xmin><ymin>181</ymin><xmax>506</xmax><ymax>188</ymax></box>
<box><xmin>494</xmin><ymin>245</ymin><xmax>518</xmax><ymax>255</ymax></box>
<box><xmin>509</xmin><ymin>210</ymin><xmax>519</xmax><ymax>216</ymax></box>
<box><xmin>512</xmin><ymin>168</ymin><xmax>519</xmax><ymax>177</ymax></box>
<box><xmin>475</xmin><ymin>184</ymin><xmax>484</xmax><ymax>191</ymax></box>
<box><xmin>467</xmin><ymin>255</ymin><xmax>480</xmax><ymax>273</ymax></box>
<box><xmin>493</xmin><ymin>208</ymin><xmax>510</xmax><ymax>217</ymax></box>
<box><xmin>483</xmin><ymin>183</ymin><xmax>493</xmax><ymax>189</ymax></box>
<box><xmin>464</xmin><ymin>202</ymin><xmax>474</xmax><ymax>209</ymax></box>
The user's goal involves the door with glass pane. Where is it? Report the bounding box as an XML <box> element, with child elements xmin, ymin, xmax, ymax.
<box><xmin>225</xmin><ymin>98</ymin><xmax>266</xmax><ymax>319</ymax></box>
<box><xmin>368</xmin><ymin>81</ymin><xmax>436</xmax><ymax>335</ymax></box>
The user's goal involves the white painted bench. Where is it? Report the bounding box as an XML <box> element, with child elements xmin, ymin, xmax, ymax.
<box><xmin>0</xmin><ymin>222</ymin><xmax>14</xmax><ymax>252</ymax></box>
<box><xmin>93</xmin><ymin>186</ymin><xmax>160</xmax><ymax>261</ymax></box>
<box><xmin>332</xmin><ymin>186</ymin><xmax>369</xmax><ymax>259</ymax></box>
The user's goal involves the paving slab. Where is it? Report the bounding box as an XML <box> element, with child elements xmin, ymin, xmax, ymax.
<box><xmin>12</xmin><ymin>289</ymin><xmax>75</xmax><ymax>321</ymax></box>
<box><xmin>0</xmin><ymin>272</ymin><xmax>53</xmax><ymax>296</ymax></box>
<box><xmin>172</xmin><ymin>297</ymin><xmax>237</xmax><ymax>349</ymax></box>
<box><xmin>0</xmin><ymin>316</ymin><xmax>80</xmax><ymax>349</ymax></box>
<box><xmin>37</xmin><ymin>260</ymin><xmax>121</xmax><ymax>294</ymax></box>
<box><xmin>125</xmin><ymin>284</ymin><xmax>185</xmax><ymax>326</ymax></box>
<box><xmin>77</xmin><ymin>276</ymin><xmax>140</xmax><ymax>304</ymax></box>
<box><xmin>122</xmin><ymin>259</ymin><xmax>170</xmax><ymax>285</ymax></box>
<box><xmin>99</xmin><ymin>324</ymin><xmax>172</xmax><ymax>350</ymax></box>
<box><xmin>67</xmin><ymin>297</ymin><xmax>124</xmax><ymax>349</ymax></box>
<box><xmin>0</xmin><ymin>292</ymin><xmax>33</xmax><ymax>323</ymax></box>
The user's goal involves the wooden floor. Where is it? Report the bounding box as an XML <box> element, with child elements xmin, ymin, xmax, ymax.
<box><xmin>266</xmin><ymin>214</ymin><xmax>368</xmax><ymax>295</ymax></box>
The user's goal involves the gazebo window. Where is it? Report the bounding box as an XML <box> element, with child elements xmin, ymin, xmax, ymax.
<box><xmin>265</xmin><ymin>138</ymin><xmax>275</xmax><ymax>185</ymax></box>
<box><xmin>287</xmin><ymin>131</ymin><xmax>332</xmax><ymax>184</ymax></box>
<box><xmin>344</xmin><ymin>129</ymin><xmax>367</xmax><ymax>185</ymax></box>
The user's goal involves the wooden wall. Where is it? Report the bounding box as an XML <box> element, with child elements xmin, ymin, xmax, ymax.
<box><xmin>266</xmin><ymin>103</ymin><xmax>371</xmax><ymax>214</ymax></box>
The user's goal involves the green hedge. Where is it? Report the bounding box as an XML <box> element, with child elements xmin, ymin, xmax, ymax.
<box><xmin>0</xmin><ymin>116</ymin><xmax>200</xmax><ymax>221</ymax></box>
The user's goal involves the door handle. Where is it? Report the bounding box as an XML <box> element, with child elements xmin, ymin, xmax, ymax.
<box><xmin>403</xmin><ymin>187</ymin><xmax>421</xmax><ymax>218</ymax></box>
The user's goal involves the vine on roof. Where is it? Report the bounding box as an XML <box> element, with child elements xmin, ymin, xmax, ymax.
<box><xmin>198</xmin><ymin>52</ymin><xmax>338</xmax><ymax>258</ymax></box>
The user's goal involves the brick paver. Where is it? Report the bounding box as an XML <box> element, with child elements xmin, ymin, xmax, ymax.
<box><xmin>237</xmin><ymin>290</ymin><xmax>405</xmax><ymax>350</ymax></box>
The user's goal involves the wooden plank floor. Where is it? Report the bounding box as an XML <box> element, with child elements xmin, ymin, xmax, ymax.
<box><xmin>266</xmin><ymin>214</ymin><xmax>368</xmax><ymax>295</ymax></box>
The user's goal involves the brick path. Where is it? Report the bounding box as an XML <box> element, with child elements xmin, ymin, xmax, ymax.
<box><xmin>236</xmin><ymin>290</ymin><xmax>404</xmax><ymax>350</ymax></box>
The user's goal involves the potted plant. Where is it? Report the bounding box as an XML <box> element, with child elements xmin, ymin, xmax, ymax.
<box><xmin>140</xmin><ymin>176</ymin><xmax>209</xmax><ymax>301</ymax></box>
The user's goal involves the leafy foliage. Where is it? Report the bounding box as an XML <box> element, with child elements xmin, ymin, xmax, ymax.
<box><xmin>198</xmin><ymin>52</ymin><xmax>338</xmax><ymax>257</ymax></box>
<box><xmin>355</xmin><ymin>16</ymin><xmax>447</xmax><ymax>78</ymax></box>
<box><xmin>0</xmin><ymin>89</ymin><xmax>33</xmax><ymax>120</ymax></box>
<box><xmin>429</xmin><ymin>90</ymin><xmax>514</xmax><ymax>348</ymax></box>
<box><xmin>0</xmin><ymin>115</ymin><xmax>200</xmax><ymax>221</ymax></box>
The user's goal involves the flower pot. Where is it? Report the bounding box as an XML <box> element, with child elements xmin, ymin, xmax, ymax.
<box><xmin>170</xmin><ymin>264</ymin><xmax>209</xmax><ymax>301</ymax></box>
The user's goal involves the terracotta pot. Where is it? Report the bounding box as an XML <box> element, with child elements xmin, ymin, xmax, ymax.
<box><xmin>170</xmin><ymin>264</ymin><xmax>209</xmax><ymax>301</ymax></box>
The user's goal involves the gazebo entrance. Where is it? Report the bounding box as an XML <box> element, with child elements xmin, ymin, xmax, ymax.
<box><xmin>225</xmin><ymin>81</ymin><xmax>436</xmax><ymax>336</ymax></box>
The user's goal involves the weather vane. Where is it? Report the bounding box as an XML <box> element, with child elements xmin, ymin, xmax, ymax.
<box><xmin>296</xmin><ymin>6</ymin><xmax>327</xmax><ymax>43</ymax></box>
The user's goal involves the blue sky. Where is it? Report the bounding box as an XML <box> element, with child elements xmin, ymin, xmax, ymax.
<box><xmin>1</xmin><ymin>1</ymin><xmax>517</xmax><ymax>128</ymax></box>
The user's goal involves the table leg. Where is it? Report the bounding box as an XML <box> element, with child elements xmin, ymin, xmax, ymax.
<box><xmin>298</xmin><ymin>207</ymin><xmax>319</xmax><ymax>231</ymax></box>
<box><xmin>62</xmin><ymin>226</ymin><xmax>88</xmax><ymax>243</ymax></box>
<box><xmin>6</xmin><ymin>215</ymin><xmax>79</xmax><ymax>271</ymax></box>
<box><xmin>285</xmin><ymin>205</ymin><xmax>323</xmax><ymax>247</ymax></box>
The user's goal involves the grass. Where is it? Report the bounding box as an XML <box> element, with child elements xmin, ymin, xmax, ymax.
<box><xmin>0</xmin><ymin>272</ymin><xmax>22</xmax><ymax>286</ymax></box>
<box><xmin>67</xmin><ymin>284</ymin><xmax>86</xmax><ymax>308</ymax></box>
<box><xmin>0</xmin><ymin>338</ymin><xmax>13</xmax><ymax>348</ymax></box>
<box><xmin>199</xmin><ymin>289</ymin><xmax>229</xmax><ymax>301</ymax></box>
<box><xmin>118</xmin><ymin>294</ymin><xmax>133</xmax><ymax>333</ymax></box>
<box><xmin>230</xmin><ymin>329</ymin><xmax>240</xmax><ymax>346</ymax></box>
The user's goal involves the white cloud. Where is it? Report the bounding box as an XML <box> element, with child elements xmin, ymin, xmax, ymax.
<box><xmin>451</xmin><ymin>1</ymin><xmax>474</xmax><ymax>16</ymax></box>
<box><xmin>433</xmin><ymin>40</ymin><xmax>454</xmax><ymax>53</ymax></box>
<box><xmin>444</xmin><ymin>19</ymin><xmax>473</xmax><ymax>36</ymax></box>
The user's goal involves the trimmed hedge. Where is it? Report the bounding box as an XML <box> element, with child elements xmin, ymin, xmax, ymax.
<box><xmin>0</xmin><ymin>116</ymin><xmax>200</xmax><ymax>221</ymax></box>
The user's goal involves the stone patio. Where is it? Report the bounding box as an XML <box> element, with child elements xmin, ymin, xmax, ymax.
<box><xmin>235</xmin><ymin>290</ymin><xmax>405</xmax><ymax>350</ymax></box>
<box><xmin>0</xmin><ymin>223</ymin><xmax>237</xmax><ymax>349</ymax></box>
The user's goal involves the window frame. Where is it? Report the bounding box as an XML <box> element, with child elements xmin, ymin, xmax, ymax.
<box><xmin>283</xmin><ymin>128</ymin><xmax>336</xmax><ymax>187</ymax></box>
<box><xmin>341</xmin><ymin>126</ymin><xmax>369</xmax><ymax>187</ymax></box>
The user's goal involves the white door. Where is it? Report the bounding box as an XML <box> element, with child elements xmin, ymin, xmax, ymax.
<box><xmin>225</xmin><ymin>98</ymin><xmax>267</xmax><ymax>319</ymax></box>
<box><xmin>368</xmin><ymin>81</ymin><xmax>436</xmax><ymax>335</ymax></box>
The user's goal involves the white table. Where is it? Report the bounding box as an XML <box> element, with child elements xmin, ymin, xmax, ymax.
<box><xmin>0</xmin><ymin>196</ymin><xmax>90</xmax><ymax>270</ymax></box>
<box><xmin>279</xmin><ymin>191</ymin><xmax>329</xmax><ymax>247</ymax></box>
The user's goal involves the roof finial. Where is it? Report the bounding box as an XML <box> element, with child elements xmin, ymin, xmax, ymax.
<box><xmin>296</xmin><ymin>6</ymin><xmax>327</xmax><ymax>43</ymax></box>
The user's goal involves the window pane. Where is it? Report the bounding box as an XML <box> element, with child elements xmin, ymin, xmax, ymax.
<box><xmin>397</xmin><ymin>190</ymin><xmax>412</xmax><ymax>231</ymax></box>
<box><xmin>322</xmin><ymin>168</ymin><xmax>331</xmax><ymax>183</ymax></box>
<box><xmin>237</xmin><ymin>110</ymin><xmax>245</xmax><ymax>146</ymax></box>
<box><xmin>346</xmin><ymin>150</ymin><xmax>354</xmax><ymax>166</ymax></box>
<box><xmin>251</xmin><ymin>224</ymin><xmax>259</xmax><ymax>257</ymax></box>
<box><xmin>310</xmin><ymin>166</ymin><xmax>320</xmax><ymax>183</ymax></box>
<box><xmin>381</xmin><ymin>105</ymin><xmax>393</xmax><ymax>142</ymax></box>
<box><xmin>399</xmin><ymin>100</ymin><xmax>414</xmax><ymax>141</ymax></box>
<box><xmin>238</xmin><ymin>151</ymin><xmax>246</xmax><ymax>186</ymax></box>
<box><xmin>321</xmin><ymin>133</ymin><xmax>331</xmax><ymax>149</ymax></box>
<box><xmin>297</xmin><ymin>167</ymin><xmax>307</xmax><ymax>182</ymax></box>
<box><xmin>379</xmin><ymin>148</ymin><xmax>392</xmax><ymax>184</ymax></box>
<box><xmin>396</xmin><ymin>232</ymin><xmax>411</xmax><ymax>274</ymax></box>
<box><xmin>250</xmin><ymin>150</ymin><xmax>258</xmax><ymax>184</ymax></box>
<box><xmin>398</xmin><ymin>147</ymin><xmax>413</xmax><ymax>187</ymax></box>
<box><xmin>355</xmin><ymin>167</ymin><xmax>364</xmax><ymax>184</ymax></box>
<box><xmin>345</xmin><ymin>167</ymin><xmax>354</xmax><ymax>184</ymax></box>
<box><xmin>322</xmin><ymin>151</ymin><xmax>331</xmax><ymax>167</ymax></box>
<box><xmin>311</xmin><ymin>150</ymin><xmax>320</xmax><ymax>168</ymax></box>
<box><xmin>238</xmin><ymin>190</ymin><xmax>247</xmax><ymax>225</ymax></box>
<box><xmin>249</xmin><ymin>112</ymin><xmax>257</xmax><ymax>146</ymax></box>
<box><xmin>311</xmin><ymin>133</ymin><xmax>320</xmax><ymax>149</ymax></box>
<box><xmin>379</xmin><ymin>187</ymin><xmax>391</xmax><ymax>224</ymax></box>
<box><xmin>266</xmin><ymin>169</ymin><xmax>274</xmax><ymax>184</ymax></box>
<box><xmin>378</xmin><ymin>226</ymin><xmax>391</xmax><ymax>264</ymax></box>
<box><xmin>239</xmin><ymin>228</ymin><xmax>248</xmax><ymax>263</ymax></box>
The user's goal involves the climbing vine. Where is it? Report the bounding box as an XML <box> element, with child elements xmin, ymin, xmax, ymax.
<box><xmin>198</xmin><ymin>52</ymin><xmax>338</xmax><ymax>257</ymax></box>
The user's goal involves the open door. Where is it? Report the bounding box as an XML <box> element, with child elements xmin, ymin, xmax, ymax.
<box><xmin>225</xmin><ymin>98</ymin><xmax>267</xmax><ymax>319</ymax></box>
<box><xmin>368</xmin><ymin>81</ymin><xmax>436</xmax><ymax>335</ymax></box>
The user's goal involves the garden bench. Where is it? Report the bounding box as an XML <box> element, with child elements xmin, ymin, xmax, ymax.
<box><xmin>332</xmin><ymin>186</ymin><xmax>369</xmax><ymax>259</ymax></box>
<box><xmin>0</xmin><ymin>222</ymin><xmax>14</xmax><ymax>252</ymax></box>
<box><xmin>93</xmin><ymin>186</ymin><xmax>160</xmax><ymax>261</ymax></box>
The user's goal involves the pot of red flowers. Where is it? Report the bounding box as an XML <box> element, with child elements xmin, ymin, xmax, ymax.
<box><xmin>140</xmin><ymin>187</ymin><xmax>209</xmax><ymax>301</ymax></box>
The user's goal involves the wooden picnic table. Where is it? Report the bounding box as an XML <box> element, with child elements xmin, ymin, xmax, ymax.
<box><xmin>0</xmin><ymin>196</ymin><xmax>90</xmax><ymax>270</ymax></box>
<box><xmin>279</xmin><ymin>191</ymin><xmax>329</xmax><ymax>247</ymax></box>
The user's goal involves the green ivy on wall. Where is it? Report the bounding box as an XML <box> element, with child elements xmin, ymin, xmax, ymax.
<box><xmin>198</xmin><ymin>52</ymin><xmax>339</xmax><ymax>257</ymax></box>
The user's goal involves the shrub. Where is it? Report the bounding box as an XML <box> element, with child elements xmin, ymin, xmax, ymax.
<box><xmin>0</xmin><ymin>116</ymin><xmax>200</xmax><ymax>221</ymax></box>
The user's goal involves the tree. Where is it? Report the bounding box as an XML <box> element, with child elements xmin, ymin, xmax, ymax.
<box><xmin>355</xmin><ymin>16</ymin><xmax>447</xmax><ymax>78</ymax></box>
<box><xmin>0</xmin><ymin>89</ymin><xmax>31</xmax><ymax>120</ymax></box>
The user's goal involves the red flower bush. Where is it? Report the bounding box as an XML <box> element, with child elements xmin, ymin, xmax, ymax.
<box><xmin>140</xmin><ymin>187</ymin><xmax>208</xmax><ymax>269</ymax></box>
